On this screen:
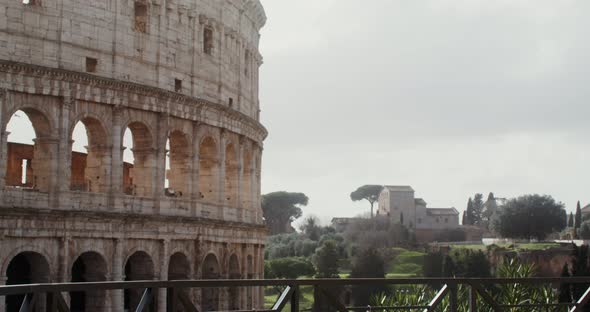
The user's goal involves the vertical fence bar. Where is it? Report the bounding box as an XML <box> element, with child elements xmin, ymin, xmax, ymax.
<box><xmin>448</xmin><ymin>282</ymin><xmax>458</xmax><ymax>312</ymax></box>
<box><xmin>469</xmin><ymin>284</ymin><xmax>477</xmax><ymax>312</ymax></box>
<box><xmin>290</xmin><ymin>286</ymin><xmax>299</xmax><ymax>312</ymax></box>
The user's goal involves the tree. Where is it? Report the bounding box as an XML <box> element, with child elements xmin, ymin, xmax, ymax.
<box><xmin>558</xmin><ymin>263</ymin><xmax>572</xmax><ymax>304</ymax></box>
<box><xmin>300</xmin><ymin>216</ymin><xmax>322</xmax><ymax>241</ymax></box>
<box><xmin>581</xmin><ymin>223</ymin><xmax>590</xmax><ymax>239</ymax></box>
<box><xmin>472</xmin><ymin>193</ymin><xmax>484</xmax><ymax>225</ymax></box>
<box><xmin>261</xmin><ymin>192</ymin><xmax>308</xmax><ymax>235</ymax></box>
<box><xmin>576</xmin><ymin>201</ymin><xmax>583</xmax><ymax>229</ymax></box>
<box><xmin>349</xmin><ymin>248</ymin><xmax>386</xmax><ymax>305</ymax></box>
<box><xmin>569</xmin><ymin>212</ymin><xmax>575</xmax><ymax>228</ymax></box>
<box><xmin>482</xmin><ymin>192</ymin><xmax>497</xmax><ymax>219</ymax></box>
<box><xmin>461</xmin><ymin>211</ymin><xmax>467</xmax><ymax>225</ymax></box>
<box><xmin>264</xmin><ymin>257</ymin><xmax>315</xmax><ymax>279</ymax></box>
<box><xmin>464</xmin><ymin>198</ymin><xmax>474</xmax><ymax>225</ymax></box>
<box><xmin>312</xmin><ymin>240</ymin><xmax>340</xmax><ymax>278</ymax></box>
<box><xmin>350</xmin><ymin>185</ymin><xmax>383</xmax><ymax>218</ymax></box>
<box><xmin>493</xmin><ymin>194</ymin><xmax>567</xmax><ymax>240</ymax></box>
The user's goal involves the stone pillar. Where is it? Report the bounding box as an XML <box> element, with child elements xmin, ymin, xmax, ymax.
<box><xmin>154</xmin><ymin>114</ymin><xmax>169</xmax><ymax>213</ymax></box>
<box><xmin>256</xmin><ymin>244</ymin><xmax>264</xmax><ymax>310</ymax></box>
<box><xmin>86</xmin><ymin>144</ymin><xmax>113</xmax><ymax>193</ymax></box>
<box><xmin>32</xmin><ymin>137</ymin><xmax>59</xmax><ymax>194</ymax></box>
<box><xmin>237</xmin><ymin>137</ymin><xmax>245</xmax><ymax>222</ymax></box>
<box><xmin>111</xmin><ymin>239</ymin><xmax>124</xmax><ymax>312</ymax></box>
<box><xmin>255</xmin><ymin>146</ymin><xmax>263</xmax><ymax>223</ymax></box>
<box><xmin>190</xmin><ymin>123</ymin><xmax>201</xmax><ymax>217</ymax></box>
<box><xmin>109</xmin><ymin>107</ymin><xmax>123</xmax><ymax>209</ymax></box>
<box><xmin>158</xmin><ymin>240</ymin><xmax>169</xmax><ymax>312</ymax></box>
<box><xmin>58</xmin><ymin>237</ymin><xmax>71</xmax><ymax>305</ymax></box>
<box><xmin>218</xmin><ymin>130</ymin><xmax>227</xmax><ymax>219</ymax></box>
<box><xmin>0</xmin><ymin>275</ymin><xmax>6</xmax><ymax>312</ymax></box>
<box><xmin>58</xmin><ymin>97</ymin><xmax>73</xmax><ymax>192</ymax></box>
<box><xmin>0</xmin><ymin>88</ymin><xmax>7</xmax><ymax>190</ymax></box>
<box><xmin>59</xmin><ymin>237</ymin><xmax>70</xmax><ymax>283</ymax></box>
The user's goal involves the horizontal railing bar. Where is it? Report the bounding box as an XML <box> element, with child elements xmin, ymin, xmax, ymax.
<box><xmin>347</xmin><ymin>305</ymin><xmax>430</xmax><ymax>310</ymax></box>
<box><xmin>0</xmin><ymin>277</ymin><xmax>589</xmax><ymax>296</ymax></box>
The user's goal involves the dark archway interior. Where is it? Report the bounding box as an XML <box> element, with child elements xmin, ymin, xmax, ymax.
<box><xmin>167</xmin><ymin>253</ymin><xmax>190</xmax><ymax>312</ymax></box>
<box><xmin>201</xmin><ymin>254</ymin><xmax>220</xmax><ymax>312</ymax></box>
<box><xmin>5</xmin><ymin>252</ymin><xmax>50</xmax><ymax>312</ymax></box>
<box><xmin>124</xmin><ymin>252</ymin><xmax>155</xmax><ymax>312</ymax></box>
<box><xmin>70</xmin><ymin>252</ymin><xmax>107</xmax><ymax>312</ymax></box>
<box><xmin>228</xmin><ymin>255</ymin><xmax>241</xmax><ymax>310</ymax></box>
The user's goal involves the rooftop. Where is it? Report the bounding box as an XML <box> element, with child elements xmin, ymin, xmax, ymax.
<box><xmin>426</xmin><ymin>208</ymin><xmax>459</xmax><ymax>216</ymax></box>
<box><xmin>383</xmin><ymin>185</ymin><xmax>414</xmax><ymax>192</ymax></box>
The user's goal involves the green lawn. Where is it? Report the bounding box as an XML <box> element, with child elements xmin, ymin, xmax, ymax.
<box><xmin>387</xmin><ymin>249</ymin><xmax>426</xmax><ymax>277</ymax></box>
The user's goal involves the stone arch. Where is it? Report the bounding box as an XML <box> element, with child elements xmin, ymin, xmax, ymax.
<box><xmin>70</xmin><ymin>251</ymin><xmax>108</xmax><ymax>312</ymax></box>
<box><xmin>224</xmin><ymin>142</ymin><xmax>239</xmax><ymax>208</ymax></box>
<box><xmin>124</xmin><ymin>251</ymin><xmax>155</xmax><ymax>312</ymax></box>
<box><xmin>1</xmin><ymin>245</ymin><xmax>54</xmax><ymax>277</ymax></box>
<box><xmin>166</xmin><ymin>130</ymin><xmax>190</xmax><ymax>197</ymax></box>
<box><xmin>122</xmin><ymin>121</ymin><xmax>155</xmax><ymax>197</ymax></box>
<box><xmin>70</xmin><ymin>115</ymin><xmax>111</xmax><ymax>193</ymax></box>
<box><xmin>200</xmin><ymin>253</ymin><xmax>220</xmax><ymax>311</ymax></box>
<box><xmin>5</xmin><ymin>251</ymin><xmax>51</xmax><ymax>312</ymax></box>
<box><xmin>228</xmin><ymin>253</ymin><xmax>241</xmax><ymax>310</ymax></box>
<box><xmin>198</xmin><ymin>136</ymin><xmax>219</xmax><ymax>203</ymax></box>
<box><xmin>3</xmin><ymin>108</ymin><xmax>55</xmax><ymax>192</ymax></box>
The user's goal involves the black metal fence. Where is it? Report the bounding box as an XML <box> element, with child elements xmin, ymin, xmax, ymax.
<box><xmin>1</xmin><ymin>277</ymin><xmax>590</xmax><ymax>312</ymax></box>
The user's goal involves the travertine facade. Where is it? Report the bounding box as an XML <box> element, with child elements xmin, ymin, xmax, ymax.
<box><xmin>0</xmin><ymin>0</ymin><xmax>267</xmax><ymax>311</ymax></box>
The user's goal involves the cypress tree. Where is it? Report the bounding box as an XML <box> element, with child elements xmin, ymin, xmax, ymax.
<box><xmin>558</xmin><ymin>263</ymin><xmax>572</xmax><ymax>304</ymax></box>
<box><xmin>465</xmin><ymin>198</ymin><xmax>474</xmax><ymax>225</ymax></box>
<box><xmin>569</xmin><ymin>212</ymin><xmax>575</xmax><ymax>228</ymax></box>
<box><xmin>576</xmin><ymin>201</ymin><xmax>582</xmax><ymax>229</ymax></box>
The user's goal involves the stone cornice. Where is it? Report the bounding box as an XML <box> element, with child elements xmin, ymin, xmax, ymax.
<box><xmin>0</xmin><ymin>206</ymin><xmax>268</xmax><ymax>232</ymax></box>
<box><xmin>0</xmin><ymin>60</ymin><xmax>268</xmax><ymax>143</ymax></box>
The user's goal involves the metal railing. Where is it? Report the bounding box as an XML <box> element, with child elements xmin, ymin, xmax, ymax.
<box><xmin>1</xmin><ymin>277</ymin><xmax>590</xmax><ymax>312</ymax></box>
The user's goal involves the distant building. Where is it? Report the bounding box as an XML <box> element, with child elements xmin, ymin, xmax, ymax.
<box><xmin>581</xmin><ymin>204</ymin><xmax>590</xmax><ymax>216</ymax></box>
<box><xmin>377</xmin><ymin>185</ymin><xmax>460</xmax><ymax>230</ymax></box>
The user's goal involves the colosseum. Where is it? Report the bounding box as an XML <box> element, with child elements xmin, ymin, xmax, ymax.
<box><xmin>0</xmin><ymin>0</ymin><xmax>267</xmax><ymax>311</ymax></box>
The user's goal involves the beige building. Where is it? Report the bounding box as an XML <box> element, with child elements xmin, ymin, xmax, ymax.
<box><xmin>377</xmin><ymin>185</ymin><xmax>460</xmax><ymax>230</ymax></box>
<box><xmin>0</xmin><ymin>0</ymin><xmax>268</xmax><ymax>311</ymax></box>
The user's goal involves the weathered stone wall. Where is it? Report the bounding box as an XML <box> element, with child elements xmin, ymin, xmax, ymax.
<box><xmin>0</xmin><ymin>0</ymin><xmax>268</xmax><ymax>311</ymax></box>
<box><xmin>0</xmin><ymin>0</ymin><xmax>265</xmax><ymax>120</ymax></box>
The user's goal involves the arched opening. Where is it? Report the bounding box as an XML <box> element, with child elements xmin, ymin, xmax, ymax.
<box><xmin>124</xmin><ymin>251</ymin><xmax>155</xmax><ymax>312</ymax></box>
<box><xmin>70</xmin><ymin>118</ymin><xmax>110</xmax><ymax>193</ymax></box>
<box><xmin>228</xmin><ymin>254</ymin><xmax>241</xmax><ymax>311</ymax></box>
<box><xmin>241</xmin><ymin>150</ymin><xmax>253</xmax><ymax>210</ymax></box>
<box><xmin>224</xmin><ymin>143</ymin><xmax>238</xmax><ymax>207</ymax></box>
<box><xmin>165</xmin><ymin>131</ymin><xmax>190</xmax><ymax>198</ymax></box>
<box><xmin>201</xmin><ymin>254</ymin><xmax>220</xmax><ymax>312</ymax></box>
<box><xmin>122</xmin><ymin>123</ymin><xmax>155</xmax><ymax>197</ymax></box>
<box><xmin>4</xmin><ymin>109</ymin><xmax>53</xmax><ymax>192</ymax></box>
<box><xmin>198</xmin><ymin>137</ymin><xmax>218</xmax><ymax>203</ymax></box>
<box><xmin>246</xmin><ymin>255</ymin><xmax>253</xmax><ymax>310</ymax></box>
<box><xmin>5</xmin><ymin>252</ymin><xmax>50</xmax><ymax>312</ymax></box>
<box><xmin>167</xmin><ymin>252</ymin><xmax>190</xmax><ymax>312</ymax></box>
<box><xmin>70</xmin><ymin>252</ymin><xmax>108</xmax><ymax>312</ymax></box>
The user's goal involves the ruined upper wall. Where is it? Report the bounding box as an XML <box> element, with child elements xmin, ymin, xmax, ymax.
<box><xmin>0</xmin><ymin>0</ymin><xmax>266</xmax><ymax>120</ymax></box>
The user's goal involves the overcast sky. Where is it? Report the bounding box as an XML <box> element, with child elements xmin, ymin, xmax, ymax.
<box><xmin>258</xmin><ymin>0</ymin><xmax>590</xmax><ymax>225</ymax></box>
<box><xmin>5</xmin><ymin>1</ymin><xmax>589</xmax><ymax>226</ymax></box>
